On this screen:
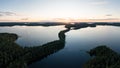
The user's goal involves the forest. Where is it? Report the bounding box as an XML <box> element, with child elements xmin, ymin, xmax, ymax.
<box><xmin>0</xmin><ymin>33</ymin><xmax>65</xmax><ymax>68</ymax></box>
<box><xmin>84</xmin><ymin>46</ymin><xmax>120</xmax><ymax>68</ymax></box>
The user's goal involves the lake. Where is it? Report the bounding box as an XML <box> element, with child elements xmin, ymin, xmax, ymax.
<box><xmin>0</xmin><ymin>25</ymin><xmax>120</xmax><ymax>68</ymax></box>
<box><xmin>0</xmin><ymin>25</ymin><xmax>65</xmax><ymax>47</ymax></box>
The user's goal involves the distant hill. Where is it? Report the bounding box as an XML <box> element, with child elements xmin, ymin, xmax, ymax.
<box><xmin>0</xmin><ymin>22</ymin><xmax>66</xmax><ymax>26</ymax></box>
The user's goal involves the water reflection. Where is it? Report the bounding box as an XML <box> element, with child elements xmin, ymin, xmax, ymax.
<box><xmin>0</xmin><ymin>26</ymin><xmax>65</xmax><ymax>46</ymax></box>
<box><xmin>0</xmin><ymin>26</ymin><xmax>68</xmax><ymax>68</ymax></box>
<box><xmin>30</xmin><ymin>23</ymin><xmax>120</xmax><ymax>68</ymax></box>
<box><xmin>28</xmin><ymin>28</ymin><xmax>70</xmax><ymax>67</ymax></box>
<box><xmin>1</xmin><ymin>23</ymin><xmax>120</xmax><ymax>68</ymax></box>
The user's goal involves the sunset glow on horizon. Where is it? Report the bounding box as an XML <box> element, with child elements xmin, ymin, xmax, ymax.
<box><xmin>0</xmin><ymin>0</ymin><xmax>120</xmax><ymax>22</ymax></box>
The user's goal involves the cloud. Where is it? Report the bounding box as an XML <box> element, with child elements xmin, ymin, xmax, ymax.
<box><xmin>0</xmin><ymin>11</ymin><xmax>17</xmax><ymax>16</ymax></box>
<box><xmin>0</xmin><ymin>19</ymin><xmax>18</xmax><ymax>22</ymax></box>
<box><xmin>21</xmin><ymin>18</ymin><xmax>29</xmax><ymax>20</ymax></box>
<box><xmin>90</xmin><ymin>0</ymin><xmax>108</xmax><ymax>5</ymax></box>
<box><xmin>106</xmin><ymin>14</ymin><xmax>112</xmax><ymax>16</ymax></box>
<box><xmin>104</xmin><ymin>18</ymin><xmax>120</xmax><ymax>20</ymax></box>
<box><xmin>86</xmin><ymin>18</ymin><xmax>120</xmax><ymax>22</ymax></box>
<box><xmin>89</xmin><ymin>18</ymin><xmax>120</xmax><ymax>20</ymax></box>
<box><xmin>51</xmin><ymin>17</ymin><xmax>120</xmax><ymax>22</ymax></box>
<box><xmin>0</xmin><ymin>14</ymin><xmax>3</xmax><ymax>16</ymax></box>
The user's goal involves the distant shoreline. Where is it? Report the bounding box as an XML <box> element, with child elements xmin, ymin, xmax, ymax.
<box><xmin>0</xmin><ymin>22</ymin><xmax>120</xmax><ymax>27</ymax></box>
<box><xmin>0</xmin><ymin>22</ymin><xmax>66</xmax><ymax>27</ymax></box>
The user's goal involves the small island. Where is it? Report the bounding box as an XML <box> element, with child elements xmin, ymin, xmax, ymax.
<box><xmin>84</xmin><ymin>46</ymin><xmax>120</xmax><ymax>68</ymax></box>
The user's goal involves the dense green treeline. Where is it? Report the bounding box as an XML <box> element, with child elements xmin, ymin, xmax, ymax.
<box><xmin>0</xmin><ymin>33</ymin><xmax>18</xmax><ymax>42</ymax></box>
<box><xmin>59</xmin><ymin>28</ymin><xmax>70</xmax><ymax>41</ymax></box>
<box><xmin>0</xmin><ymin>32</ymin><xmax>65</xmax><ymax>68</ymax></box>
<box><xmin>24</xmin><ymin>40</ymin><xmax>65</xmax><ymax>64</ymax></box>
<box><xmin>84</xmin><ymin>46</ymin><xmax>120</xmax><ymax>68</ymax></box>
<box><xmin>0</xmin><ymin>33</ymin><xmax>26</xmax><ymax>68</ymax></box>
<box><xmin>65</xmin><ymin>23</ymin><xmax>120</xmax><ymax>30</ymax></box>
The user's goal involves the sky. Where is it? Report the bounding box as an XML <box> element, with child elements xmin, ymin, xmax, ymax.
<box><xmin>0</xmin><ymin>0</ymin><xmax>120</xmax><ymax>22</ymax></box>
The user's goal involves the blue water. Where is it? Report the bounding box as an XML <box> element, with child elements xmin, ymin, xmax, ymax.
<box><xmin>0</xmin><ymin>25</ymin><xmax>120</xmax><ymax>68</ymax></box>
<box><xmin>29</xmin><ymin>26</ymin><xmax>120</xmax><ymax>68</ymax></box>
<box><xmin>0</xmin><ymin>25</ymin><xmax>65</xmax><ymax>47</ymax></box>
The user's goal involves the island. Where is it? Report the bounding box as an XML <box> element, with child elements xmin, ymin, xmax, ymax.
<box><xmin>84</xmin><ymin>46</ymin><xmax>120</xmax><ymax>68</ymax></box>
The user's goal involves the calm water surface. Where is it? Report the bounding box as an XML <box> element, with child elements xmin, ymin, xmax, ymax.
<box><xmin>0</xmin><ymin>26</ymin><xmax>65</xmax><ymax>46</ymax></box>
<box><xmin>0</xmin><ymin>25</ymin><xmax>120</xmax><ymax>68</ymax></box>
<box><xmin>29</xmin><ymin>26</ymin><xmax>120</xmax><ymax>68</ymax></box>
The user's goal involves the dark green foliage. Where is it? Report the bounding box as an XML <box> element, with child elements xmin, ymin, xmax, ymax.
<box><xmin>0</xmin><ymin>33</ymin><xmax>24</xmax><ymax>68</ymax></box>
<box><xmin>0</xmin><ymin>33</ymin><xmax>18</xmax><ymax>42</ymax></box>
<box><xmin>65</xmin><ymin>23</ymin><xmax>120</xmax><ymax>30</ymax></box>
<box><xmin>0</xmin><ymin>22</ymin><xmax>66</xmax><ymax>27</ymax></box>
<box><xmin>59</xmin><ymin>28</ymin><xmax>70</xmax><ymax>41</ymax></box>
<box><xmin>0</xmin><ymin>32</ymin><xmax>65</xmax><ymax>68</ymax></box>
<box><xmin>84</xmin><ymin>46</ymin><xmax>120</xmax><ymax>68</ymax></box>
<box><xmin>24</xmin><ymin>40</ymin><xmax>65</xmax><ymax>64</ymax></box>
<box><xmin>7</xmin><ymin>59</ymin><xmax>27</xmax><ymax>68</ymax></box>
